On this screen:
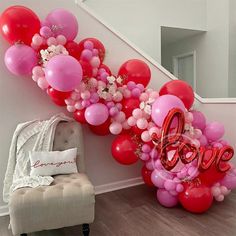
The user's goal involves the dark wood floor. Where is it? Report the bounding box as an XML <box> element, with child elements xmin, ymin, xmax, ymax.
<box><xmin>1</xmin><ymin>185</ymin><xmax>236</xmax><ymax>236</ymax></box>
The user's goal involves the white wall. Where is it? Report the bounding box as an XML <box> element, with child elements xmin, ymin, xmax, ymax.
<box><xmin>85</xmin><ymin>0</ymin><xmax>207</xmax><ymax>62</ymax></box>
<box><xmin>162</xmin><ymin>0</ymin><xmax>230</xmax><ymax>98</ymax></box>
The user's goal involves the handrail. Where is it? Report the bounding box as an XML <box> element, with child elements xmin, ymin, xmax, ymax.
<box><xmin>75</xmin><ymin>0</ymin><xmax>236</xmax><ymax>104</ymax></box>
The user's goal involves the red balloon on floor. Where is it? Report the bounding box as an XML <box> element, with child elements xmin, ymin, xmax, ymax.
<box><xmin>47</xmin><ymin>87</ymin><xmax>71</xmax><ymax>106</ymax></box>
<box><xmin>74</xmin><ymin>109</ymin><xmax>87</xmax><ymax>124</ymax></box>
<box><xmin>111</xmin><ymin>134</ymin><xmax>139</xmax><ymax>165</ymax></box>
<box><xmin>0</xmin><ymin>6</ymin><xmax>40</xmax><ymax>45</ymax></box>
<box><xmin>179</xmin><ymin>180</ymin><xmax>213</xmax><ymax>213</ymax></box>
<box><xmin>118</xmin><ymin>59</ymin><xmax>151</xmax><ymax>87</ymax></box>
<box><xmin>159</xmin><ymin>80</ymin><xmax>194</xmax><ymax>110</ymax></box>
<box><xmin>89</xmin><ymin>118</ymin><xmax>111</xmax><ymax>136</ymax></box>
<box><xmin>141</xmin><ymin>166</ymin><xmax>154</xmax><ymax>187</ymax></box>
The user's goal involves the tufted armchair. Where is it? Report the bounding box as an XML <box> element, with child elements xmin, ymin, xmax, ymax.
<box><xmin>8</xmin><ymin>121</ymin><xmax>95</xmax><ymax>236</ymax></box>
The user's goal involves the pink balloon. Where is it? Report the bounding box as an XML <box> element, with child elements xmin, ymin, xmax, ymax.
<box><xmin>204</xmin><ymin>122</ymin><xmax>225</xmax><ymax>142</ymax></box>
<box><xmin>191</xmin><ymin>110</ymin><xmax>206</xmax><ymax>131</ymax></box>
<box><xmin>220</xmin><ymin>169</ymin><xmax>236</xmax><ymax>190</ymax></box>
<box><xmin>157</xmin><ymin>189</ymin><xmax>178</xmax><ymax>208</ymax></box>
<box><xmin>4</xmin><ymin>44</ymin><xmax>37</xmax><ymax>76</ymax></box>
<box><xmin>45</xmin><ymin>9</ymin><xmax>78</xmax><ymax>41</ymax></box>
<box><xmin>151</xmin><ymin>95</ymin><xmax>185</xmax><ymax>127</ymax></box>
<box><xmin>85</xmin><ymin>103</ymin><xmax>109</xmax><ymax>126</ymax></box>
<box><xmin>199</xmin><ymin>134</ymin><xmax>208</xmax><ymax>146</ymax></box>
<box><xmin>45</xmin><ymin>55</ymin><xmax>82</xmax><ymax>92</ymax></box>
<box><xmin>151</xmin><ymin>169</ymin><xmax>172</xmax><ymax>188</ymax></box>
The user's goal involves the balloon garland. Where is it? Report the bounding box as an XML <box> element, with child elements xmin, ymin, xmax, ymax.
<box><xmin>1</xmin><ymin>6</ymin><xmax>236</xmax><ymax>213</ymax></box>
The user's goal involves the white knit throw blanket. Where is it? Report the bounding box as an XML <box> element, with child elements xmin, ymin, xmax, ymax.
<box><xmin>3</xmin><ymin>113</ymin><xmax>73</xmax><ymax>203</ymax></box>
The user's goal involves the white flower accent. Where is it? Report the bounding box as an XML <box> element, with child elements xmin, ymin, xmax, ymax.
<box><xmin>140</xmin><ymin>98</ymin><xmax>155</xmax><ymax>115</ymax></box>
<box><xmin>107</xmin><ymin>76</ymin><xmax>116</xmax><ymax>84</ymax></box>
<box><xmin>116</xmin><ymin>76</ymin><xmax>123</xmax><ymax>84</ymax></box>
<box><xmin>40</xmin><ymin>45</ymin><xmax>68</xmax><ymax>66</ymax></box>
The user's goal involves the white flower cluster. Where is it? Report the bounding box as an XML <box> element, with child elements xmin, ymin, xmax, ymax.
<box><xmin>40</xmin><ymin>45</ymin><xmax>69</xmax><ymax>66</ymax></box>
<box><xmin>140</xmin><ymin>98</ymin><xmax>155</xmax><ymax>115</ymax></box>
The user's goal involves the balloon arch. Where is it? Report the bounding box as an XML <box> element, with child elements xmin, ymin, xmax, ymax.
<box><xmin>1</xmin><ymin>6</ymin><xmax>236</xmax><ymax>213</ymax></box>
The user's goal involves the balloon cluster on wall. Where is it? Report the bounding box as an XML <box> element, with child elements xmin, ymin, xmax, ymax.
<box><xmin>1</xmin><ymin>6</ymin><xmax>236</xmax><ymax>213</ymax></box>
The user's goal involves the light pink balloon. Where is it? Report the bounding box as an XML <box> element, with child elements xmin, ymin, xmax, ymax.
<box><xmin>85</xmin><ymin>103</ymin><xmax>109</xmax><ymax>126</ymax></box>
<box><xmin>45</xmin><ymin>55</ymin><xmax>82</xmax><ymax>92</ymax></box>
<box><xmin>45</xmin><ymin>9</ymin><xmax>78</xmax><ymax>41</ymax></box>
<box><xmin>151</xmin><ymin>95</ymin><xmax>185</xmax><ymax>127</ymax></box>
<box><xmin>204</xmin><ymin>122</ymin><xmax>225</xmax><ymax>142</ymax></box>
<box><xmin>4</xmin><ymin>44</ymin><xmax>37</xmax><ymax>76</ymax></box>
<box><xmin>157</xmin><ymin>189</ymin><xmax>178</xmax><ymax>208</ymax></box>
<box><xmin>191</xmin><ymin>110</ymin><xmax>206</xmax><ymax>131</ymax></box>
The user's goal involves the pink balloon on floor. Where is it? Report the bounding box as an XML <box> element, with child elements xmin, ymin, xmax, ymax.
<box><xmin>4</xmin><ymin>44</ymin><xmax>37</xmax><ymax>76</ymax></box>
<box><xmin>157</xmin><ymin>189</ymin><xmax>178</xmax><ymax>207</ymax></box>
<box><xmin>45</xmin><ymin>9</ymin><xmax>78</xmax><ymax>41</ymax></box>
<box><xmin>151</xmin><ymin>94</ymin><xmax>185</xmax><ymax>127</ymax></box>
<box><xmin>45</xmin><ymin>55</ymin><xmax>82</xmax><ymax>92</ymax></box>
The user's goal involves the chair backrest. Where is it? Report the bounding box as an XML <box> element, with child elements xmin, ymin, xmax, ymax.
<box><xmin>53</xmin><ymin>121</ymin><xmax>86</xmax><ymax>173</ymax></box>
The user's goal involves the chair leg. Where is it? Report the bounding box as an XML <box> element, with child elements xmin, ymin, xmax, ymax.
<box><xmin>82</xmin><ymin>224</ymin><xmax>90</xmax><ymax>236</ymax></box>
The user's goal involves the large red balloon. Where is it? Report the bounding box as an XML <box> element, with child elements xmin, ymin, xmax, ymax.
<box><xmin>179</xmin><ymin>180</ymin><xmax>213</xmax><ymax>213</ymax></box>
<box><xmin>89</xmin><ymin>118</ymin><xmax>111</xmax><ymax>136</ymax></box>
<box><xmin>0</xmin><ymin>6</ymin><xmax>40</xmax><ymax>45</ymax></box>
<box><xmin>141</xmin><ymin>166</ymin><xmax>154</xmax><ymax>187</ymax></box>
<box><xmin>78</xmin><ymin>38</ymin><xmax>105</xmax><ymax>62</ymax></box>
<box><xmin>118</xmin><ymin>59</ymin><xmax>151</xmax><ymax>87</ymax></box>
<box><xmin>159</xmin><ymin>80</ymin><xmax>194</xmax><ymax>110</ymax></box>
<box><xmin>47</xmin><ymin>87</ymin><xmax>71</xmax><ymax>106</ymax></box>
<box><xmin>74</xmin><ymin>109</ymin><xmax>87</xmax><ymax>124</ymax></box>
<box><xmin>65</xmin><ymin>41</ymin><xmax>80</xmax><ymax>60</ymax></box>
<box><xmin>111</xmin><ymin>134</ymin><xmax>139</xmax><ymax>165</ymax></box>
<box><xmin>122</xmin><ymin>97</ymin><xmax>140</xmax><ymax>117</ymax></box>
<box><xmin>80</xmin><ymin>60</ymin><xmax>93</xmax><ymax>79</ymax></box>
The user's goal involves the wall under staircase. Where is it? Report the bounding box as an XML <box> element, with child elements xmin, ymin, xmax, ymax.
<box><xmin>0</xmin><ymin>0</ymin><xmax>236</xmax><ymax>216</ymax></box>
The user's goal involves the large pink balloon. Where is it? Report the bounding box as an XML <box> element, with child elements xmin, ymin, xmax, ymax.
<box><xmin>45</xmin><ymin>55</ymin><xmax>82</xmax><ymax>92</ymax></box>
<box><xmin>204</xmin><ymin>122</ymin><xmax>225</xmax><ymax>142</ymax></box>
<box><xmin>85</xmin><ymin>103</ymin><xmax>109</xmax><ymax>126</ymax></box>
<box><xmin>191</xmin><ymin>110</ymin><xmax>206</xmax><ymax>131</ymax></box>
<box><xmin>45</xmin><ymin>9</ymin><xmax>78</xmax><ymax>41</ymax></box>
<box><xmin>157</xmin><ymin>189</ymin><xmax>178</xmax><ymax>208</ymax></box>
<box><xmin>4</xmin><ymin>44</ymin><xmax>37</xmax><ymax>76</ymax></box>
<box><xmin>151</xmin><ymin>94</ymin><xmax>185</xmax><ymax>127</ymax></box>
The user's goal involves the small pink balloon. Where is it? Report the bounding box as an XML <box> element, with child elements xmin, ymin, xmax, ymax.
<box><xmin>157</xmin><ymin>189</ymin><xmax>178</xmax><ymax>208</ymax></box>
<box><xmin>164</xmin><ymin>179</ymin><xmax>176</xmax><ymax>191</ymax></box>
<box><xmin>151</xmin><ymin>95</ymin><xmax>185</xmax><ymax>127</ymax></box>
<box><xmin>45</xmin><ymin>55</ymin><xmax>82</xmax><ymax>92</ymax></box>
<box><xmin>204</xmin><ymin>122</ymin><xmax>225</xmax><ymax>142</ymax></box>
<box><xmin>5</xmin><ymin>44</ymin><xmax>38</xmax><ymax>76</ymax></box>
<box><xmin>141</xmin><ymin>131</ymin><xmax>151</xmax><ymax>142</ymax></box>
<box><xmin>151</xmin><ymin>170</ymin><xmax>170</xmax><ymax>188</ymax></box>
<box><xmin>45</xmin><ymin>9</ymin><xmax>78</xmax><ymax>41</ymax></box>
<box><xmin>40</xmin><ymin>26</ymin><xmax>53</xmax><ymax>38</ymax></box>
<box><xmin>56</xmin><ymin>35</ymin><xmax>67</xmax><ymax>45</ymax></box>
<box><xmin>85</xmin><ymin>103</ymin><xmax>109</xmax><ymax>126</ymax></box>
<box><xmin>191</xmin><ymin>110</ymin><xmax>206</xmax><ymax>131</ymax></box>
<box><xmin>199</xmin><ymin>134</ymin><xmax>208</xmax><ymax>146</ymax></box>
<box><xmin>109</xmin><ymin>122</ymin><xmax>122</xmax><ymax>135</ymax></box>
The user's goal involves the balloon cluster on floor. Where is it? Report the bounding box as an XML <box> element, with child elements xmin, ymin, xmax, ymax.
<box><xmin>1</xmin><ymin>6</ymin><xmax>236</xmax><ymax>213</ymax></box>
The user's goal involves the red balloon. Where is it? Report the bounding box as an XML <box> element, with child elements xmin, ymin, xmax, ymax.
<box><xmin>122</xmin><ymin>98</ymin><xmax>140</xmax><ymax>117</ymax></box>
<box><xmin>65</xmin><ymin>41</ymin><xmax>80</xmax><ymax>60</ymax></box>
<box><xmin>74</xmin><ymin>109</ymin><xmax>87</xmax><ymax>124</ymax></box>
<box><xmin>78</xmin><ymin>38</ymin><xmax>105</xmax><ymax>62</ymax></box>
<box><xmin>132</xmin><ymin>125</ymin><xmax>143</xmax><ymax>135</ymax></box>
<box><xmin>0</xmin><ymin>6</ymin><xmax>40</xmax><ymax>45</ymax></box>
<box><xmin>80</xmin><ymin>60</ymin><xmax>93</xmax><ymax>79</ymax></box>
<box><xmin>159</xmin><ymin>80</ymin><xmax>194</xmax><ymax>110</ymax></box>
<box><xmin>141</xmin><ymin>166</ymin><xmax>154</xmax><ymax>187</ymax></box>
<box><xmin>89</xmin><ymin>118</ymin><xmax>111</xmax><ymax>136</ymax></box>
<box><xmin>111</xmin><ymin>134</ymin><xmax>139</xmax><ymax>165</ymax></box>
<box><xmin>47</xmin><ymin>87</ymin><xmax>71</xmax><ymax>106</ymax></box>
<box><xmin>118</xmin><ymin>59</ymin><xmax>151</xmax><ymax>87</ymax></box>
<box><xmin>179</xmin><ymin>180</ymin><xmax>213</xmax><ymax>213</ymax></box>
<box><xmin>99</xmin><ymin>64</ymin><xmax>112</xmax><ymax>75</ymax></box>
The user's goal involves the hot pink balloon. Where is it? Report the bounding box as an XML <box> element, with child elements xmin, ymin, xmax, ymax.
<box><xmin>45</xmin><ymin>55</ymin><xmax>82</xmax><ymax>92</ymax></box>
<box><xmin>85</xmin><ymin>103</ymin><xmax>109</xmax><ymax>126</ymax></box>
<box><xmin>157</xmin><ymin>189</ymin><xmax>178</xmax><ymax>208</ymax></box>
<box><xmin>204</xmin><ymin>122</ymin><xmax>225</xmax><ymax>142</ymax></box>
<box><xmin>151</xmin><ymin>94</ymin><xmax>185</xmax><ymax>127</ymax></box>
<box><xmin>45</xmin><ymin>9</ymin><xmax>78</xmax><ymax>41</ymax></box>
<box><xmin>4</xmin><ymin>44</ymin><xmax>37</xmax><ymax>76</ymax></box>
<box><xmin>191</xmin><ymin>110</ymin><xmax>206</xmax><ymax>131</ymax></box>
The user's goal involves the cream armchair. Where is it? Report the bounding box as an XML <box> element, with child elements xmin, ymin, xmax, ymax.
<box><xmin>8</xmin><ymin>121</ymin><xmax>95</xmax><ymax>236</ymax></box>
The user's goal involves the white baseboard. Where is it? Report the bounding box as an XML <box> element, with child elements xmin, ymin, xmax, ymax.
<box><xmin>0</xmin><ymin>177</ymin><xmax>144</xmax><ymax>217</ymax></box>
<box><xmin>0</xmin><ymin>205</ymin><xmax>9</xmax><ymax>217</ymax></box>
<box><xmin>94</xmin><ymin>177</ymin><xmax>144</xmax><ymax>195</ymax></box>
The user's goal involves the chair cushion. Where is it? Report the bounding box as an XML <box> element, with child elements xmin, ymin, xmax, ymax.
<box><xmin>9</xmin><ymin>173</ymin><xmax>95</xmax><ymax>235</ymax></box>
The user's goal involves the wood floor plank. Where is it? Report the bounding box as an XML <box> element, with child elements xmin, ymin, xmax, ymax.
<box><xmin>0</xmin><ymin>185</ymin><xmax>235</xmax><ymax>236</ymax></box>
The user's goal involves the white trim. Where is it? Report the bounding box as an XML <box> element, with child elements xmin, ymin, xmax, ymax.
<box><xmin>0</xmin><ymin>205</ymin><xmax>9</xmax><ymax>217</ymax></box>
<box><xmin>95</xmin><ymin>177</ymin><xmax>144</xmax><ymax>195</ymax></box>
<box><xmin>0</xmin><ymin>177</ymin><xmax>144</xmax><ymax>217</ymax></box>
<box><xmin>173</xmin><ymin>51</ymin><xmax>197</xmax><ymax>91</ymax></box>
<box><xmin>76</xmin><ymin>1</ymin><xmax>236</xmax><ymax>104</ymax></box>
